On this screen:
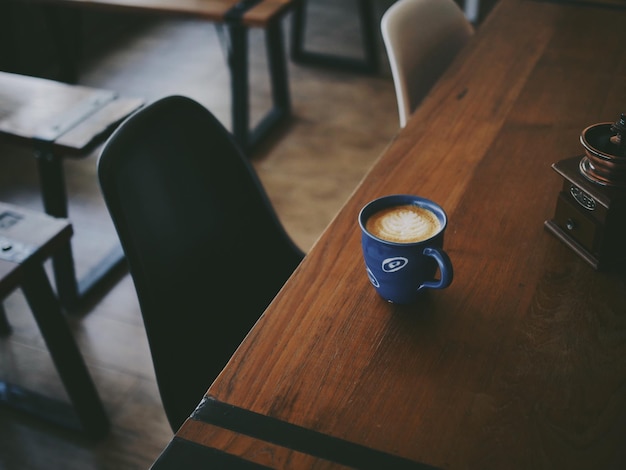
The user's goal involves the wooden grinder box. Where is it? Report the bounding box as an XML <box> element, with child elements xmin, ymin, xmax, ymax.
<box><xmin>545</xmin><ymin>156</ymin><xmax>626</xmax><ymax>270</ymax></box>
<box><xmin>545</xmin><ymin>115</ymin><xmax>626</xmax><ymax>270</ymax></box>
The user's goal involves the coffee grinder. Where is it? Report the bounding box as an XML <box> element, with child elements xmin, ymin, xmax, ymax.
<box><xmin>545</xmin><ymin>113</ymin><xmax>626</xmax><ymax>270</ymax></box>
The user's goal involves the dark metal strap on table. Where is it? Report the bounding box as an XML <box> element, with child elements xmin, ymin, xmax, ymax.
<box><xmin>191</xmin><ymin>396</ymin><xmax>439</xmax><ymax>470</ymax></box>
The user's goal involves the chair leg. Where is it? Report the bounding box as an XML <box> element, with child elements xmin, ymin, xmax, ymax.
<box><xmin>290</xmin><ymin>0</ymin><xmax>379</xmax><ymax>74</ymax></box>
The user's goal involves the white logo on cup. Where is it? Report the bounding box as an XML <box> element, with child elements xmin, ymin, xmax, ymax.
<box><xmin>382</xmin><ymin>257</ymin><xmax>408</xmax><ymax>272</ymax></box>
<box><xmin>366</xmin><ymin>267</ymin><xmax>380</xmax><ymax>287</ymax></box>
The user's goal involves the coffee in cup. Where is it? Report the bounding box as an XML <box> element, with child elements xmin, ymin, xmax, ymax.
<box><xmin>365</xmin><ymin>204</ymin><xmax>441</xmax><ymax>244</ymax></box>
<box><xmin>359</xmin><ymin>195</ymin><xmax>453</xmax><ymax>304</ymax></box>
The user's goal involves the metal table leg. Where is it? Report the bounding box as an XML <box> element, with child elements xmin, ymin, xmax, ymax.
<box><xmin>227</xmin><ymin>18</ymin><xmax>291</xmax><ymax>154</ymax></box>
<box><xmin>253</xmin><ymin>18</ymin><xmax>291</xmax><ymax>144</ymax></box>
<box><xmin>228</xmin><ymin>22</ymin><xmax>250</xmax><ymax>151</ymax></box>
<box><xmin>0</xmin><ymin>303</ymin><xmax>11</xmax><ymax>336</ymax></box>
<box><xmin>41</xmin><ymin>4</ymin><xmax>82</xmax><ymax>84</ymax></box>
<box><xmin>35</xmin><ymin>146</ymin><xmax>127</xmax><ymax>312</ymax></box>
<box><xmin>0</xmin><ymin>263</ymin><xmax>109</xmax><ymax>438</ymax></box>
<box><xmin>290</xmin><ymin>0</ymin><xmax>379</xmax><ymax>74</ymax></box>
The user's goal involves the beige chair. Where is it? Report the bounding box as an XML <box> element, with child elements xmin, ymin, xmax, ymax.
<box><xmin>381</xmin><ymin>0</ymin><xmax>474</xmax><ymax>128</ymax></box>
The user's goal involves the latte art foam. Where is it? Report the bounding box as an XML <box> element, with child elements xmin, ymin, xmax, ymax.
<box><xmin>366</xmin><ymin>204</ymin><xmax>441</xmax><ymax>243</ymax></box>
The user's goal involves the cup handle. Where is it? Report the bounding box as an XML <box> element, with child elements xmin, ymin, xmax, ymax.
<box><xmin>418</xmin><ymin>247</ymin><xmax>453</xmax><ymax>290</ymax></box>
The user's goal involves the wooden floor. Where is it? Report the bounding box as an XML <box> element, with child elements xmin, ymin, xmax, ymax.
<box><xmin>0</xmin><ymin>1</ymin><xmax>493</xmax><ymax>468</ymax></box>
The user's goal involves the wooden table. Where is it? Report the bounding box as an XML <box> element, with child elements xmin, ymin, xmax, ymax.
<box><xmin>152</xmin><ymin>0</ymin><xmax>626</xmax><ymax>468</ymax></box>
<box><xmin>0</xmin><ymin>71</ymin><xmax>143</xmax><ymax>310</ymax></box>
<box><xmin>0</xmin><ymin>202</ymin><xmax>108</xmax><ymax>438</ymax></box>
<box><xmin>13</xmin><ymin>0</ymin><xmax>295</xmax><ymax>152</ymax></box>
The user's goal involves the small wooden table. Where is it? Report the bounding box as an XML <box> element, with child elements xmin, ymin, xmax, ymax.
<box><xmin>0</xmin><ymin>71</ymin><xmax>143</xmax><ymax>310</ymax></box>
<box><xmin>13</xmin><ymin>0</ymin><xmax>296</xmax><ymax>152</ymax></box>
<box><xmin>152</xmin><ymin>0</ymin><xmax>626</xmax><ymax>468</ymax></box>
<box><xmin>0</xmin><ymin>201</ymin><xmax>109</xmax><ymax>438</ymax></box>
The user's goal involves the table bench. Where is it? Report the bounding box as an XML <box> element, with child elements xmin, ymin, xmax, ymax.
<box><xmin>0</xmin><ymin>71</ymin><xmax>143</xmax><ymax>310</ymax></box>
<box><xmin>14</xmin><ymin>0</ymin><xmax>296</xmax><ymax>152</ymax></box>
<box><xmin>0</xmin><ymin>201</ymin><xmax>109</xmax><ymax>438</ymax></box>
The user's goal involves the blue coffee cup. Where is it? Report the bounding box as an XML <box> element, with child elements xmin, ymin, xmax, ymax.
<box><xmin>359</xmin><ymin>195</ymin><xmax>453</xmax><ymax>304</ymax></box>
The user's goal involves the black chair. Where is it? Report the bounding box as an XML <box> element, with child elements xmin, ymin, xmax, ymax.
<box><xmin>97</xmin><ymin>95</ymin><xmax>304</xmax><ymax>432</ymax></box>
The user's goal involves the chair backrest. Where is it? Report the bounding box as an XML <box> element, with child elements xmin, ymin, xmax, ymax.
<box><xmin>97</xmin><ymin>96</ymin><xmax>304</xmax><ymax>432</ymax></box>
<box><xmin>381</xmin><ymin>0</ymin><xmax>474</xmax><ymax>127</ymax></box>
